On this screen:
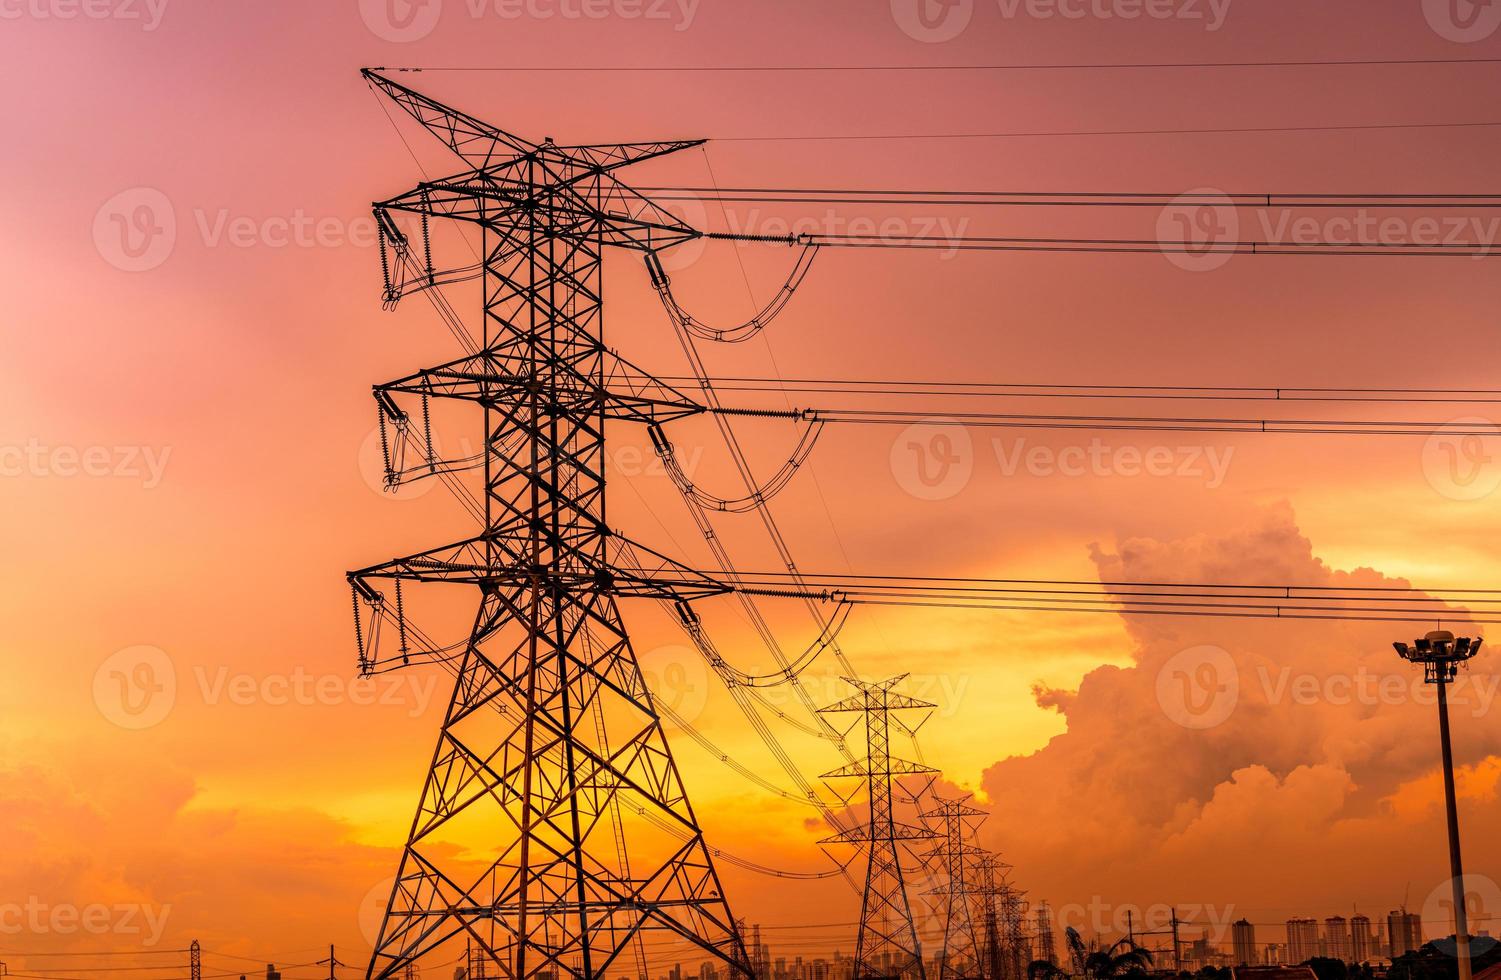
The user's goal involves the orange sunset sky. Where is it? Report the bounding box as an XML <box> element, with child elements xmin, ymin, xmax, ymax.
<box><xmin>5</xmin><ymin>0</ymin><xmax>1501</xmax><ymax>974</ymax></box>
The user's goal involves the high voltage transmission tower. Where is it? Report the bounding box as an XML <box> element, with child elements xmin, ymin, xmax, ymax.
<box><xmin>1034</xmin><ymin>903</ymin><xmax>1057</xmax><ymax>968</ymax></box>
<box><xmin>968</xmin><ymin>852</ymin><xmax>1015</xmax><ymax>980</ymax></box>
<box><xmin>918</xmin><ymin>796</ymin><xmax>988</xmax><ymax>980</ymax></box>
<box><xmin>1000</xmin><ymin>885</ymin><xmax>1031</xmax><ymax>980</ymax></box>
<box><xmin>346</xmin><ymin>69</ymin><xmax>754</xmax><ymax>980</ymax></box>
<box><xmin>818</xmin><ymin>677</ymin><xmax>939</xmax><ymax>980</ymax></box>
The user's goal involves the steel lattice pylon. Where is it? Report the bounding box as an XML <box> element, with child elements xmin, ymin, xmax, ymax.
<box><xmin>347</xmin><ymin>69</ymin><xmax>751</xmax><ymax>980</ymax></box>
<box><xmin>969</xmin><ymin>854</ymin><xmax>1027</xmax><ymax>980</ymax></box>
<box><xmin>917</xmin><ymin>797</ymin><xmax>987</xmax><ymax>980</ymax></box>
<box><xmin>819</xmin><ymin>676</ymin><xmax>938</xmax><ymax>980</ymax></box>
<box><xmin>967</xmin><ymin>853</ymin><xmax>1008</xmax><ymax>980</ymax></box>
<box><xmin>1033</xmin><ymin>903</ymin><xmax>1056</xmax><ymax>969</ymax></box>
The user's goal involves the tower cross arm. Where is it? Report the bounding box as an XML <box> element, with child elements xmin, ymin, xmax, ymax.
<box><xmin>819</xmin><ymin>822</ymin><xmax>939</xmax><ymax>845</ymax></box>
<box><xmin>554</xmin><ymin>138</ymin><xmax>707</xmax><ymax>173</ymax></box>
<box><xmin>373</xmin><ymin>349</ymin><xmax>706</xmax><ymax>424</ymax></box>
<box><xmin>363</xmin><ymin>68</ymin><xmax>537</xmax><ymax>165</ymax></box>
<box><xmin>821</xmin><ymin>758</ymin><xmax>939</xmax><ymax>779</ymax></box>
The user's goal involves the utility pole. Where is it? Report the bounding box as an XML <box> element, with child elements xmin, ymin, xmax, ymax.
<box><xmin>1394</xmin><ymin>630</ymin><xmax>1483</xmax><ymax>980</ymax></box>
<box><xmin>190</xmin><ymin>942</ymin><xmax>201</xmax><ymax>980</ymax></box>
<box><xmin>819</xmin><ymin>675</ymin><xmax>938</xmax><ymax>980</ymax></box>
<box><xmin>1171</xmin><ymin>909</ymin><xmax>1182</xmax><ymax>973</ymax></box>
<box><xmin>349</xmin><ymin>69</ymin><xmax>753</xmax><ymax>980</ymax></box>
<box><xmin>318</xmin><ymin>946</ymin><xmax>349</xmax><ymax>980</ymax></box>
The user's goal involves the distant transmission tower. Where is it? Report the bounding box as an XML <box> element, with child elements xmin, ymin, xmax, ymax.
<box><xmin>967</xmin><ymin>853</ymin><xmax>1011</xmax><ymax>980</ymax></box>
<box><xmin>1000</xmin><ymin>885</ymin><xmax>1030</xmax><ymax>980</ymax></box>
<box><xmin>819</xmin><ymin>676</ymin><xmax>938</xmax><ymax>980</ymax></box>
<box><xmin>918</xmin><ymin>796</ymin><xmax>987</xmax><ymax>980</ymax></box>
<box><xmin>347</xmin><ymin>69</ymin><xmax>751</xmax><ymax>980</ymax></box>
<box><xmin>1034</xmin><ymin>903</ymin><xmax>1057</xmax><ymax>967</ymax></box>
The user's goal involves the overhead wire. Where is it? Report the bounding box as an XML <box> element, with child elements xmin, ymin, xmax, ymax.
<box><xmin>677</xmin><ymin>571</ymin><xmax>1501</xmax><ymax>624</ymax></box>
<box><xmin>631</xmin><ymin>376</ymin><xmax>1501</xmax><ymax>405</ymax></box>
<box><xmin>705</xmin><ymin>231</ymin><xmax>1501</xmax><ymax>256</ymax></box>
<box><xmin>642</xmin><ymin>188</ymin><xmax>1501</xmax><ymax>210</ymax></box>
<box><xmin>705</xmin><ymin>119</ymin><xmax>1501</xmax><ymax>143</ymax></box>
<box><xmin>386</xmin><ymin>57</ymin><xmax>1501</xmax><ymax>72</ymax></box>
<box><xmin>711</xmin><ymin>405</ymin><xmax>1501</xmax><ymax>437</ymax></box>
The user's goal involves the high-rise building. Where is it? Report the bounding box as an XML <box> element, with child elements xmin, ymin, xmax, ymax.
<box><xmin>1287</xmin><ymin>918</ymin><xmax>1320</xmax><ymax>964</ymax></box>
<box><xmin>1351</xmin><ymin>915</ymin><xmax>1373</xmax><ymax>962</ymax></box>
<box><xmin>1233</xmin><ymin>920</ymin><xmax>1257</xmax><ymax>966</ymax></box>
<box><xmin>1387</xmin><ymin>911</ymin><xmax>1423</xmax><ymax>958</ymax></box>
<box><xmin>1325</xmin><ymin>916</ymin><xmax>1351</xmax><ymax>961</ymax></box>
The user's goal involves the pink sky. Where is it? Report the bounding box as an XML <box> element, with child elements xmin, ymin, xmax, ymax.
<box><xmin>4</xmin><ymin>0</ymin><xmax>1501</xmax><ymax>974</ymax></box>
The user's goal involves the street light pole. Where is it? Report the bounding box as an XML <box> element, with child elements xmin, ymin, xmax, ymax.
<box><xmin>1435</xmin><ymin>665</ymin><xmax>1472</xmax><ymax>980</ymax></box>
<box><xmin>1394</xmin><ymin>630</ymin><xmax>1481</xmax><ymax>980</ymax></box>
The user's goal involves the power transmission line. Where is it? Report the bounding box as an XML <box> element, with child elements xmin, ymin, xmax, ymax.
<box><xmin>642</xmin><ymin>188</ymin><xmax>1501</xmax><ymax>210</ymax></box>
<box><xmin>384</xmin><ymin>57</ymin><xmax>1501</xmax><ymax>72</ymax></box>
<box><xmin>707</xmin><ymin>120</ymin><xmax>1501</xmax><ymax>142</ymax></box>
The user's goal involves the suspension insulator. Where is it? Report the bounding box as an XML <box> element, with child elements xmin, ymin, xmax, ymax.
<box><xmin>351</xmin><ymin>582</ymin><xmax>367</xmax><ymax>670</ymax></box>
<box><xmin>674</xmin><ymin>599</ymin><xmax>701</xmax><ymax>629</ymax></box>
<box><xmin>395</xmin><ymin>576</ymin><xmax>410</xmax><ymax>665</ymax></box>
<box><xmin>648</xmin><ymin>423</ymin><xmax>671</xmax><ymax>458</ymax></box>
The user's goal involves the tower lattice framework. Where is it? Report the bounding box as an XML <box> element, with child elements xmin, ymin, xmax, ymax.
<box><xmin>968</xmin><ymin>852</ymin><xmax>1016</xmax><ymax>980</ymax></box>
<box><xmin>918</xmin><ymin>797</ymin><xmax>987</xmax><ymax>980</ymax></box>
<box><xmin>348</xmin><ymin>69</ymin><xmax>752</xmax><ymax>980</ymax></box>
<box><xmin>819</xmin><ymin>677</ymin><xmax>938</xmax><ymax>980</ymax></box>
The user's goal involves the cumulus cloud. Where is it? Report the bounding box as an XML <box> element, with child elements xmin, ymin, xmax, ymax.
<box><xmin>979</xmin><ymin>504</ymin><xmax>1501</xmax><ymax>931</ymax></box>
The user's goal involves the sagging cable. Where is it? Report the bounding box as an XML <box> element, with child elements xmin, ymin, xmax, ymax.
<box><xmin>645</xmin><ymin>243</ymin><xmax>818</xmax><ymax>344</ymax></box>
<box><xmin>650</xmin><ymin>419</ymin><xmax>824</xmax><ymax>514</ymax></box>
<box><xmin>675</xmin><ymin>597</ymin><xmax>854</xmax><ymax>688</ymax></box>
